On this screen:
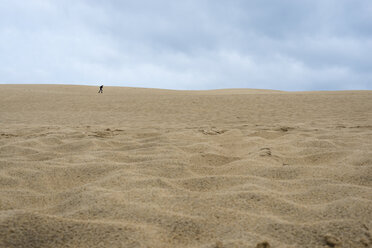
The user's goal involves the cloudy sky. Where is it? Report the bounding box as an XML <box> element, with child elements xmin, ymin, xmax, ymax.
<box><xmin>1</xmin><ymin>0</ymin><xmax>371</xmax><ymax>90</ymax></box>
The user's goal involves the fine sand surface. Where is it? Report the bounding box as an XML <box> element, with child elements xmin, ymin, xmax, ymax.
<box><xmin>0</xmin><ymin>84</ymin><xmax>371</xmax><ymax>248</ymax></box>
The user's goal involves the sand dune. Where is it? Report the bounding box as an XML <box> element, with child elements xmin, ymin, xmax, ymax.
<box><xmin>0</xmin><ymin>84</ymin><xmax>371</xmax><ymax>247</ymax></box>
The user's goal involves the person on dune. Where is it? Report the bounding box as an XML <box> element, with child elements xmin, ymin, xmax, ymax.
<box><xmin>98</xmin><ymin>85</ymin><xmax>103</xmax><ymax>93</ymax></box>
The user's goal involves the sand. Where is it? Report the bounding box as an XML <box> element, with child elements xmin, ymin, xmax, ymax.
<box><xmin>0</xmin><ymin>84</ymin><xmax>371</xmax><ymax>248</ymax></box>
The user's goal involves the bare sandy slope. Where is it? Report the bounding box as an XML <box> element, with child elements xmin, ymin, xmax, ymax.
<box><xmin>0</xmin><ymin>84</ymin><xmax>371</xmax><ymax>248</ymax></box>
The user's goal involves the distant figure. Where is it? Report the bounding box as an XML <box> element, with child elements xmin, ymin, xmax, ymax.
<box><xmin>98</xmin><ymin>85</ymin><xmax>103</xmax><ymax>93</ymax></box>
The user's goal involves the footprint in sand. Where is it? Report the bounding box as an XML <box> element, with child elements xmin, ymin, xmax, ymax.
<box><xmin>259</xmin><ymin>147</ymin><xmax>272</xmax><ymax>157</ymax></box>
<box><xmin>199</xmin><ymin>128</ymin><xmax>227</xmax><ymax>135</ymax></box>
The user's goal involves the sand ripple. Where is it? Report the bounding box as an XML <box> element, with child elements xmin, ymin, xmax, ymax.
<box><xmin>0</xmin><ymin>85</ymin><xmax>371</xmax><ymax>247</ymax></box>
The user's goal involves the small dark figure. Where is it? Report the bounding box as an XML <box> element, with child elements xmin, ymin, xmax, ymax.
<box><xmin>98</xmin><ymin>85</ymin><xmax>103</xmax><ymax>93</ymax></box>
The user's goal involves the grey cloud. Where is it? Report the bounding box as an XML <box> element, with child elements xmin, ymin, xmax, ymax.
<box><xmin>0</xmin><ymin>0</ymin><xmax>371</xmax><ymax>90</ymax></box>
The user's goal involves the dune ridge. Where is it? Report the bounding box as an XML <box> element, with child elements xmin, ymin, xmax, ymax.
<box><xmin>0</xmin><ymin>84</ymin><xmax>371</xmax><ymax>247</ymax></box>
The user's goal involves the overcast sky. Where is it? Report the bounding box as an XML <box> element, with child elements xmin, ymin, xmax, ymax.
<box><xmin>0</xmin><ymin>0</ymin><xmax>371</xmax><ymax>90</ymax></box>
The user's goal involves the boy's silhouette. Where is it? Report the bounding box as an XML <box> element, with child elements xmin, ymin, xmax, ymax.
<box><xmin>98</xmin><ymin>85</ymin><xmax>103</xmax><ymax>93</ymax></box>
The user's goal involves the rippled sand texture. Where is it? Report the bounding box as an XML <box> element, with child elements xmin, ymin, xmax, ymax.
<box><xmin>0</xmin><ymin>85</ymin><xmax>371</xmax><ymax>248</ymax></box>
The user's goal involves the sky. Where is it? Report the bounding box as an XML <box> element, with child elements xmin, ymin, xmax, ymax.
<box><xmin>0</xmin><ymin>0</ymin><xmax>371</xmax><ymax>91</ymax></box>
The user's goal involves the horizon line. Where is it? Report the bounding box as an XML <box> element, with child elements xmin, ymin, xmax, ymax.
<box><xmin>1</xmin><ymin>83</ymin><xmax>371</xmax><ymax>93</ymax></box>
